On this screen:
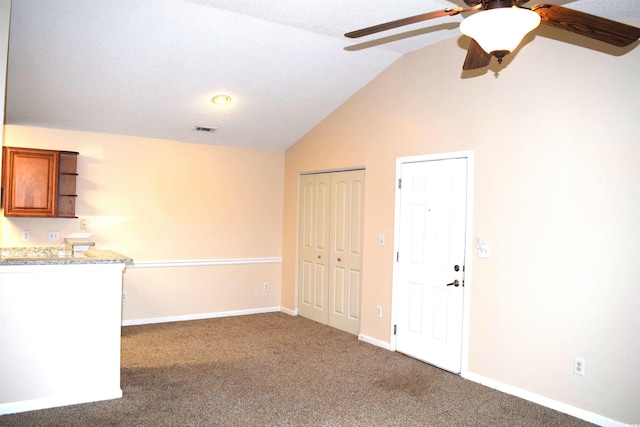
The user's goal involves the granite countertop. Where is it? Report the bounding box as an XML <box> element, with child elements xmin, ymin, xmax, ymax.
<box><xmin>0</xmin><ymin>246</ymin><xmax>132</xmax><ymax>266</ymax></box>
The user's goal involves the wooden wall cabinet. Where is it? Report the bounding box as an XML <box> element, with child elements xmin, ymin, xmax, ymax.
<box><xmin>2</xmin><ymin>147</ymin><xmax>79</xmax><ymax>218</ymax></box>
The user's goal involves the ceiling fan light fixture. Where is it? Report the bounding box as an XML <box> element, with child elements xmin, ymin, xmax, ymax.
<box><xmin>460</xmin><ymin>7</ymin><xmax>541</xmax><ymax>63</ymax></box>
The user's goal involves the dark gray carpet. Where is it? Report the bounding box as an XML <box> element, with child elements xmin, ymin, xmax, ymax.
<box><xmin>0</xmin><ymin>312</ymin><xmax>594</xmax><ymax>426</ymax></box>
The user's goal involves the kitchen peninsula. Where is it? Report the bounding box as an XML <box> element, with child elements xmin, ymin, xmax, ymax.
<box><xmin>0</xmin><ymin>247</ymin><xmax>132</xmax><ymax>415</ymax></box>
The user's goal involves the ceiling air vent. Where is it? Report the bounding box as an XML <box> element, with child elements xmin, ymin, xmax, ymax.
<box><xmin>195</xmin><ymin>126</ymin><xmax>218</xmax><ymax>133</ymax></box>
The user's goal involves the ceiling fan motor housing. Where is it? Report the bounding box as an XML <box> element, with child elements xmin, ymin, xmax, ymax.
<box><xmin>487</xmin><ymin>1</ymin><xmax>516</xmax><ymax>9</ymax></box>
<box><xmin>464</xmin><ymin>0</ymin><xmax>527</xmax><ymax>9</ymax></box>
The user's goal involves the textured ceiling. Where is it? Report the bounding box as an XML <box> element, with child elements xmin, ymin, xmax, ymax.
<box><xmin>5</xmin><ymin>0</ymin><xmax>640</xmax><ymax>151</ymax></box>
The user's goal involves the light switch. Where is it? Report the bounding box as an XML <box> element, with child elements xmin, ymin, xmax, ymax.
<box><xmin>476</xmin><ymin>237</ymin><xmax>490</xmax><ymax>259</ymax></box>
<box><xmin>378</xmin><ymin>233</ymin><xmax>385</xmax><ymax>247</ymax></box>
<box><xmin>478</xmin><ymin>244</ymin><xmax>491</xmax><ymax>259</ymax></box>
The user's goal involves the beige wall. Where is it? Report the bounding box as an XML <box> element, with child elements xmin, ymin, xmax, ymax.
<box><xmin>2</xmin><ymin>125</ymin><xmax>284</xmax><ymax>321</ymax></box>
<box><xmin>282</xmin><ymin>28</ymin><xmax>639</xmax><ymax>423</ymax></box>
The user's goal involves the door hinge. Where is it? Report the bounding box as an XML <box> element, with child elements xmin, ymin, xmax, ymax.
<box><xmin>462</xmin><ymin>265</ymin><xmax>465</xmax><ymax>286</ymax></box>
<box><xmin>398</xmin><ymin>178</ymin><xmax>402</xmax><ymax>189</ymax></box>
<box><xmin>393</xmin><ymin>324</ymin><xmax>397</xmax><ymax>335</ymax></box>
<box><xmin>396</xmin><ymin>252</ymin><xmax>399</xmax><ymax>262</ymax></box>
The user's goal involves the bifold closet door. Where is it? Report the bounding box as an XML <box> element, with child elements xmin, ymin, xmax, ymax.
<box><xmin>298</xmin><ymin>170</ymin><xmax>365</xmax><ymax>335</ymax></box>
<box><xmin>327</xmin><ymin>170</ymin><xmax>364</xmax><ymax>335</ymax></box>
<box><xmin>298</xmin><ymin>173</ymin><xmax>331</xmax><ymax>324</ymax></box>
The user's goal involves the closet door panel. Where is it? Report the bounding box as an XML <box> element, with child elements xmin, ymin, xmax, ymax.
<box><xmin>328</xmin><ymin>170</ymin><xmax>365</xmax><ymax>335</ymax></box>
<box><xmin>298</xmin><ymin>174</ymin><xmax>331</xmax><ymax>323</ymax></box>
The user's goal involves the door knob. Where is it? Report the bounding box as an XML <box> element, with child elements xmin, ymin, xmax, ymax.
<box><xmin>446</xmin><ymin>279</ymin><xmax>460</xmax><ymax>287</ymax></box>
<box><xmin>317</xmin><ymin>255</ymin><xmax>321</xmax><ymax>259</ymax></box>
<box><xmin>337</xmin><ymin>257</ymin><xmax>342</xmax><ymax>262</ymax></box>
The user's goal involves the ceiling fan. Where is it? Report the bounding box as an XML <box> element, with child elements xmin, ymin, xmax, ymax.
<box><xmin>345</xmin><ymin>0</ymin><xmax>640</xmax><ymax>70</ymax></box>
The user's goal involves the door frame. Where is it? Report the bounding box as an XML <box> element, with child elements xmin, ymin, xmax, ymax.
<box><xmin>391</xmin><ymin>151</ymin><xmax>474</xmax><ymax>375</ymax></box>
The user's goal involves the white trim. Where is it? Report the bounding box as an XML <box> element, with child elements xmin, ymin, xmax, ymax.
<box><xmin>463</xmin><ymin>372</ymin><xmax>628</xmax><ymax>427</ymax></box>
<box><xmin>294</xmin><ymin>173</ymin><xmax>301</xmax><ymax>315</ymax></box>
<box><xmin>0</xmin><ymin>389</ymin><xmax>122</xmax><ymax>415</ymax></box>
<box><xmin>391</xmin><ymin>151</ymin><xmax>475</xmax><ymax>374</ymax></box>
<box><xmin>294</xmin><ymin>167</ymin><xmax>366</xmax><ymax>317</ymax></box>
<box><xmin>121</xmin><ymin>307</ymin><xmax>281</xmax><ymax>326</ymax></box>
<box><xmin>300</xmin><ymin>166</ymin><xmax>366</xmax><ymax>175</ymax></box>
<box><xmin>460</xmin><ymin>153</ymin><xmax>474</xmax><ymax>376</ymax></box>
<box><xmin>126</xmin><ymin>257</ymin><xmax>282</xmax><ymax>269</ymax></box>
<box><xmin>280</xmin><ymin>306</ymin><xmax>298</xmax><ymax>316</ymax></box>
<box><xmin>358</xmin><ymin>334</ymin><xmax>393</xmax><ymax>351</ymax></box>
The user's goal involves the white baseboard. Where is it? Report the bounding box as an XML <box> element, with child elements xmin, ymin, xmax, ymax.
<box><xmin>280</xmin><ymin>307</ymin><xmax>298</xmax><ymax>316</ymax></box>
<box><xmin>462</xmin><ymin>371</ymin><xmax>627</xmax><ymax>427</ymax></box>
<box><xmin>122</xmin><ymin>307</ymin><xmax>281</xmax><ymax>326</ymax></box>
<box><xmin>0</xmin><ymin>389</ymin><xmax>122</xmax><ymax>415</ymax></box>
<box><xmin>358</xmin><ymin>333</ymin><xmax>393</xmax><ymax>350</ymax></box>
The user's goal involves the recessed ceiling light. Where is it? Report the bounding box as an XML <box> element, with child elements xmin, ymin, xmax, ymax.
<box><xmin>212</xmin><ymin>95</ymin><xmax>231</xmax><ymax>105</ymax></box>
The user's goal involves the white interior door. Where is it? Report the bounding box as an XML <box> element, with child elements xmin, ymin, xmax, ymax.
<box><xmin>328</xmin><ymin>170</ymin><xmax>365</xmax><ymax>335</ymax></box>
<box><xmin>298</xmin><ymin>173</ymin><xmax>331</xmax><ymax>324</ymax></box>
<box><xmin>394</xmin><ymin>158</ymin><xmax>467</xmax><ymax>373</ymax></box>
<box><xmin>298</xmin><ymin>170</ymin><xmax>365</xmax><ymax>335</ymax></box>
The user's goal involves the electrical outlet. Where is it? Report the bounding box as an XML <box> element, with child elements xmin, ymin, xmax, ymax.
<box><xmin>574</xmin><ymin>357</ymin><xmax>585</xmax><ymax>376</ymax></box>
<box><xmin>80</xmin><ymin>218</ymin><xmax>88</xmax><ymax>230</ymax></box>
<box><xmin>122</xmin><ymin>291</ymin><xmax>128</xmax><ymax>302</ymax></box>
<box><xmin>263</xmin><ymin>282</ymin><xmax>270</xmax><ymax>292</ymax></box>
<box><xmin>48</xmin><ymin>231</ymin><xmax>60</xmax><ymax>242</ymax></box>
<box><xmin>21</xmin><ymin>230</ymin><xmax>30</xmax><ymax>242</ymax></box>
<box><xmin>376</xmin><ymin>306</ymin><xmax>383</xmax><ymax>318</ymax></box>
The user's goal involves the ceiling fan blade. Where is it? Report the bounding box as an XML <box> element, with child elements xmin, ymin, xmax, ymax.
<box><xmin>463</xmin><ymin>38</ymin><xmax>491</xmax><ymax>70</ymax></box>
<box><xmin>345</xmin><ymin>6</ymin><xmax>478</xmax><ymax>39</ymax></box>
<box><xmin>532</xmin><ymin>4</ymin><xmax>640</xmax><ymax>47</ymax></box>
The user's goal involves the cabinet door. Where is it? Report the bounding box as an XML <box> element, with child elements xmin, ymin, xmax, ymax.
<box><xmin>3</xmin><ymin>147</ymin><xmax>59</xmax><ymax>217</ymax></box>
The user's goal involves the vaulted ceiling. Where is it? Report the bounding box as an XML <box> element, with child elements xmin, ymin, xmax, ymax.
<box><xmin>5</xmin><ymin>0</ymin><xmax>640</xmax><ymax>150</ymax></box>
